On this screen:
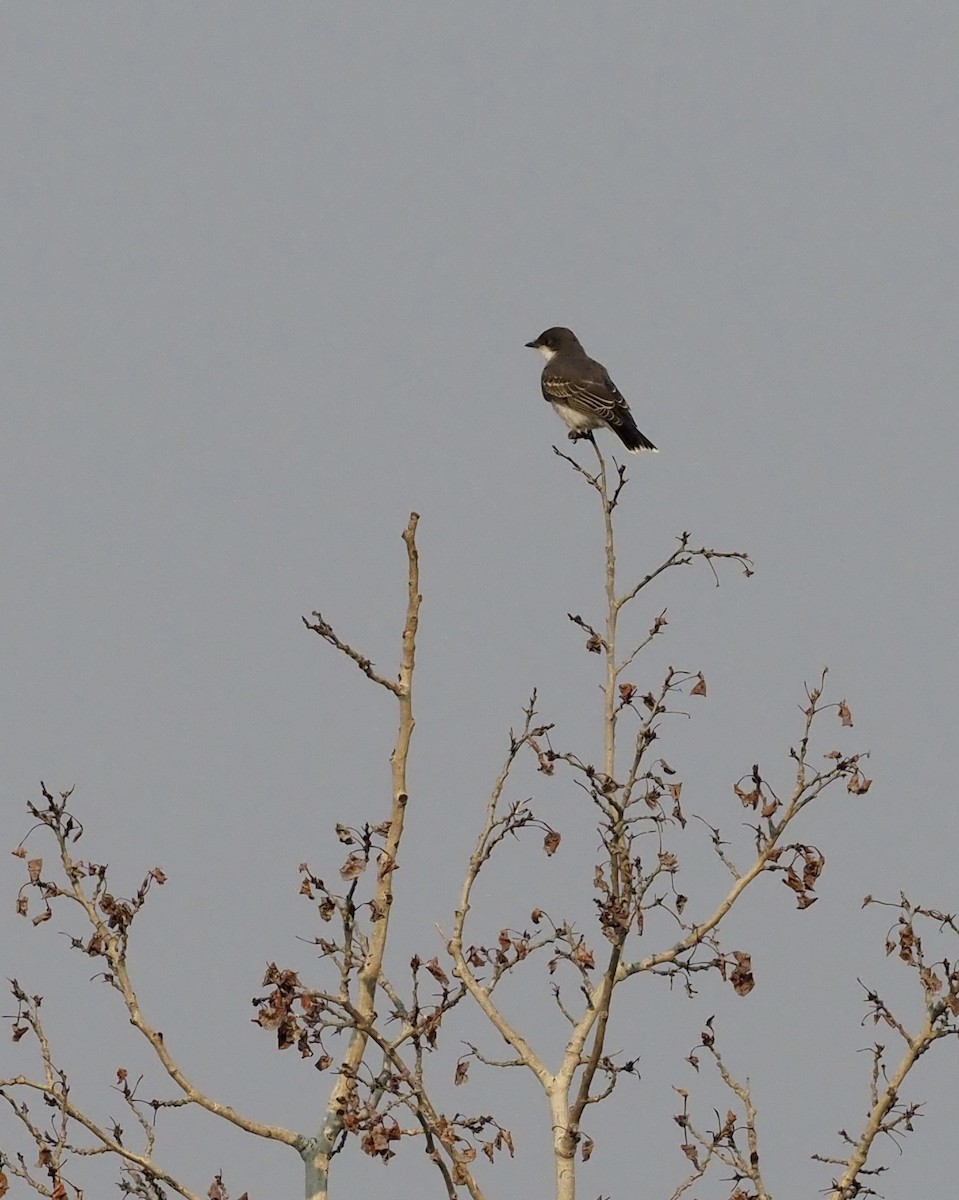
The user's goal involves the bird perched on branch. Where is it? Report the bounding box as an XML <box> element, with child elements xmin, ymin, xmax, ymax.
<box><xmin>526</xmin><ymin>326</ymin><xmax>657</xmax><ymax>454</ymax></box>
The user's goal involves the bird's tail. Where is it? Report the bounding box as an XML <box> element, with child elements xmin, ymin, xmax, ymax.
<box><xmin>617</xmin><ymin>415</ymin><xmax>658</xmax><ymax>454</ymax></box>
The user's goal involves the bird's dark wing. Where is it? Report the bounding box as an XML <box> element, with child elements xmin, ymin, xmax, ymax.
<box><xmin>541</xmin><ymin>365</ymin><xmax>630</xmax><ymax>427</ymax></box>
<box><xmin>595</xmin><ymin>368</ymin><xmax>635</xmax><ymax>430</ymax></box>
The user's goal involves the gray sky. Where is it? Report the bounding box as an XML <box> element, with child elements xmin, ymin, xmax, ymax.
<box><xmin>3</xmin><ymin>4</ymin><xmax>958</xmax><ymax>1197</ymax></box>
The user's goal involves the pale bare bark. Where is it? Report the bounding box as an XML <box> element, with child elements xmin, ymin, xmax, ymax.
<box><xmin>3</xmin><ymin>828</ymin><xmax>299</xmax><ymax>1200</ymax></box>
<box><xmin>450</xmin><ymin>444</ymin><xmax>760</xmax><ymax>1200</ymax></box>
<box><xmin>7</xmin><ymin>478</ymin><xmax>955</xmax><ymax>1200</ymax></box>
<box><xmin>827</xmin><ymin>1013</ymin><xmax>943</xmax><ymax>1200</ymax></box>
<box><xmin>302</xmin><ymin>513</ymin><xmax>422</xmax><ymax>1199</ymax></box>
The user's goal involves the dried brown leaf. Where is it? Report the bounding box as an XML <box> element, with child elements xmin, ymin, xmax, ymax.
<box><xmin>730</xmin><ymin>950</ymin><xmax>754</xmax><ymax>996</ymax></box>
<box><xmin>339</xmin><ymin>852</ymin><xmax>366</xmax><ymax>881</ymax></box>
<box><xmin>208</xmin><ymin>1173</ymin><xmax>228</xmax><ymax>1200</ymax></box>
<box><xmin>920</xmin><ymin>966</ymin><xmax>942</xmax><ymax>994</ymax></box>
<box><xmin>783</xmin><ymin>867</ymin><xmax>805</xmax><ymax>895</ymax></box>
<box><xmin>802</xmin><ymin>853</ymin><xmax>824</xmax><ymax>889</ymax></box>
<box><xmin>734</xmin><ymin>783</ymin><xmax>760</xmax><ymax>809</ymax></box>
<box><xmin>575</xmin><ymin>943</ymin><xmax>595</xmax><ymax>970</ymax></box>
<box><xmin>425</xmin><ymin>957</ymin><xmax>450</xmax><ymax>987</ymax></box>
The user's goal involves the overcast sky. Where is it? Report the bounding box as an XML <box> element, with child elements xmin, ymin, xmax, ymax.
<box><xmin>3</xmin><ymin>5</ymin><xmax>958</xmax><ymax>1198</ymax></box>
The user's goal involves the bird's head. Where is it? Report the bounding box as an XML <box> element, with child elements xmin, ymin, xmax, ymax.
<box><xmin>525</xmin><ymin>326</ymin><xmax>581</xmax><ymax>362</ymax></box>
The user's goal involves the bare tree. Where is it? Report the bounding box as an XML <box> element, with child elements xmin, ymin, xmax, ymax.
<box><xmin>3</xmin><ymin>448</ymin><xmax>956</xmax><ymax>1200</ymax></box>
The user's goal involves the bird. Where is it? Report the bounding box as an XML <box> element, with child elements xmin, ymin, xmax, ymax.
<box><xmin>525</xmin><ymin>326</ymin><xmax>657</xmax><ymax>453</ymax></box>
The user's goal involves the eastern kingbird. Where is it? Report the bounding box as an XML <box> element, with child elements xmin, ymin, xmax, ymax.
<box><xmin>526</xmin><ymin>327</ymin><xmax>657</xmax><ymax>454</ymax></box>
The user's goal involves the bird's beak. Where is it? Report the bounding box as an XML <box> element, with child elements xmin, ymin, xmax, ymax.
<box><xmin>525</xmin><ymin>340</ymin><xmax>538</xmax><ymax>349</ymax></box>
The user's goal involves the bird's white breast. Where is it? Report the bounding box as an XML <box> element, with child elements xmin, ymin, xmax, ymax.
<box><xmin>551</xmin><ymin>402</ymin><xmax>600</xmax><ymax>432</ymax></box>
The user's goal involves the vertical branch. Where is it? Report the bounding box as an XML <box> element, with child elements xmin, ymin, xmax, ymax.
<box><xmin>565</xmin><ymin>421</ymin><xmax>627</xmax><ymax>1141</ymax></box>
<box><xmin>305</xmin><ymin>513</ymin><xmax>422</xmax><ymax>1200</ymax></box>
<box><xmin>588</xmin><ymin>441</ymin><xmax>629</xmax><ymax>904</ymax></box>
<box><xmin>591</xmin><ymin>440</ymin><xmax>618</xmax><ymax>786</ymax></box>
<box><xmin>827</xmin><ymin>1026</ymin><xmax>933</xmax><ymax>1200</ymax></box>
<box><xmin>547</xmin><ymin>447</ymin><xmax>756</xmax><ymax>1200</ymax></box>
<box><xmin>548</xmin><ymin>444</ymin><xmax>630</xmax><ymax>1200</ymax></box>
